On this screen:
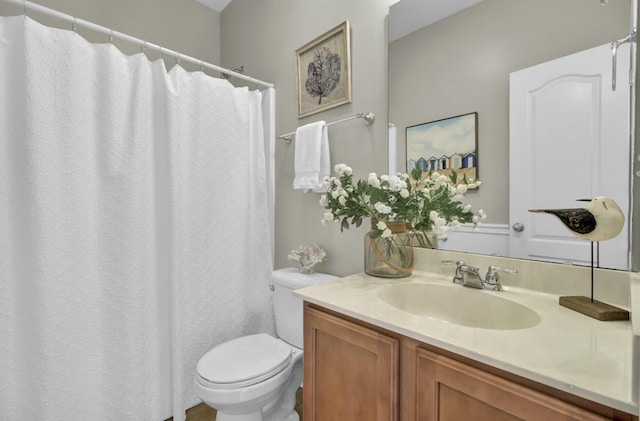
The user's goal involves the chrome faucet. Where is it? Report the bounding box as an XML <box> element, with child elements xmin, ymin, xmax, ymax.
<box><xmin>443</xmin><ymin>260</ymin><xmax>517</xmax><ymax>291</ymax></box>
<box><xmin>442</xmin><ymin>260</ymin><xmax>465</xmax><ymax>284</ymax></box>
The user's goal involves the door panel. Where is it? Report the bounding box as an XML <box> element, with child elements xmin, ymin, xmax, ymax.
<box><xmin>509</xmin><ymin>42</ymin><xmax>631</xmax><ymax>270</ymax></box>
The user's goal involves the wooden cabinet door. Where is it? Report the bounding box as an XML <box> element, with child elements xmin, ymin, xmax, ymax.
<box><xmin>304</xmin><ymin>305</ymin><xmax>399</xmax><ymax>421</ymax></box>
<box><xmin>415</xmin><ymin>348</ymin><xmax>607</xmax><ymax>421</ymax></box>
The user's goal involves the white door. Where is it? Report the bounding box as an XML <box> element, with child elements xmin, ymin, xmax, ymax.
<box><xmin>509</xmin><ymin>42</ymin><xmax>632</xmax><ymax>270</ymax></box>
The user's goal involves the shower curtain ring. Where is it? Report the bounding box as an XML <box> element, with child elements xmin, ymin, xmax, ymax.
<box><xmin>23</xmin><ymin>0</ymin><xmax>27</xmax><ymax>18</ymax></box>
<box><xmin>72</xmin><ymin>17</ymin><xmax>77</xmax><ymax>33</ymax></box>
<box><xmin>141</xmin><ymin>40</ymin><xmax>146</xmax><ymax>53</ymax></box>
<box><xmin>109</xmin><ymin>29</ymin><xmax>113</xmax><ymax>44</ymax></box>
<box><xmin>199</xmin><ymin>60</ymin><xmax>204</xmax><ymax>72</ymax></box>
<box><xmin>159</xmin><ymin>46</ymin><xmax>163</xmax><ymax>61</ymax></box>
<box><xmin>176</xmin><ymin>53</ymin><xmax>181</xmax><ymax>66</ymax></box>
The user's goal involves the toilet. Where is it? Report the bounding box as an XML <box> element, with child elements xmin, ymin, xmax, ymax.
<box><xmin>194</xmin><ymin>268</ymin><xmax>337</xmax><ymax>421</ymax></box>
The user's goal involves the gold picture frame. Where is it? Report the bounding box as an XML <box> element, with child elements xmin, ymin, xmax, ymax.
<box><xmin>295</xmin><ymin>21</ymin><xmax>352</xmax><ymax>118</ymax></box>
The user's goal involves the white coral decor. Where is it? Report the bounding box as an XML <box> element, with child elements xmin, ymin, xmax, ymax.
<box><xmin>288</xmin><ymin>244</ymin><xmax>327</xmax><ymax>273</ymax></box>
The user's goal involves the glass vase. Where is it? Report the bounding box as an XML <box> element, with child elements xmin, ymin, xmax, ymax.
<box><xmin>364</xmin><ymin>221</ymin><xmax>415</xmax><ymax>278</ymax></box>
<box><xmin>412</xmin><ymin>230</ymin><xmax>438</xmax><ymax>249</ymax></box>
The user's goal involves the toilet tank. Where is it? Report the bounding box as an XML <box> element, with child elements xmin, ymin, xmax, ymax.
<box><xmin>271</xmin><ymin>268</ymin><xmax>337</xmax><ymax>349</ymax></box>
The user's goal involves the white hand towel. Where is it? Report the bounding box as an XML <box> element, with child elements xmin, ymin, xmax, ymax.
<box><xmin>293</xmin><ymin>121</ymin><xmax>330</xmax><ymax>192</ymax></box>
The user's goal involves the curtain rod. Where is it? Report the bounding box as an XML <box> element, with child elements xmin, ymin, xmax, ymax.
<box><xmin>279</xmin><ymin>112</ymin><xmax>375</xmax><ymax>143</ymax></box>
<box><xmin>2</xmin><ymin>0</ymin><xmax>275</xmax><ymax>89</ymax></box>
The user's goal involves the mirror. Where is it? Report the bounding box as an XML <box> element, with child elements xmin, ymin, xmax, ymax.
<box><xmin>389</xmin><ymin>0</ymin><xmax>635</xmax><ymax>269</ymax></box>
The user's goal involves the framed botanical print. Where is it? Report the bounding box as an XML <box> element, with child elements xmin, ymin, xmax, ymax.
<box><xmin>295</xmin><ymin>21</ymin><xmax>352</xmax><ymax>118</ymax></box>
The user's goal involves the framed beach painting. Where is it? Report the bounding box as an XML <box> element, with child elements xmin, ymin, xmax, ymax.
<box><xmin>295</xmin><ymin>21</ymin><xmax>352</xmax><ymax>118</ymax></box>
<box><xmin>406</xmin><ymin>112</ymin><xmax>478</xmax><ymax>185</ymax></box>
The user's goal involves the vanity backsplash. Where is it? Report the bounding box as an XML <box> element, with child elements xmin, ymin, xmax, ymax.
<box><xmin>417</xmin><ymin>248</ymin><xmax>633</xmax><ymax>310</ymax></box>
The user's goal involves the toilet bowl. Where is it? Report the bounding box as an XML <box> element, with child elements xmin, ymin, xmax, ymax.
<box><xmin>194</xmin><ymin>268</ymin><xmax>337</xmax><ymax>421</ymax></box>
<box><xmin>194</xmin><ymin>333</ymin><xmax>302</xmax><ymax>421</ymax></box>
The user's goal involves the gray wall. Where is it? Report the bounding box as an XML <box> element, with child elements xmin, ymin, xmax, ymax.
<box><xmin>221</xmin><ymin>0</ymin><xmax>396</xmax><ymax>276</ymax></box>
<box><xmin>389</xmin><ymin>0</ymin><xmax>630</xmax><ymax>226</ymax></box>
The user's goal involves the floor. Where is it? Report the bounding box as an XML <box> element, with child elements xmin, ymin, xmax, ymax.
<box><xmin>168</xmin><ymin>388</ymin><xmax>303</xmax><ymax>421</ymax></box>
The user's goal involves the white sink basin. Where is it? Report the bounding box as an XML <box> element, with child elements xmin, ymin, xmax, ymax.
<box><xmin>378</xmin><ymin>282</ymin><xmax>541</xmax><ymax>330</ymax></box>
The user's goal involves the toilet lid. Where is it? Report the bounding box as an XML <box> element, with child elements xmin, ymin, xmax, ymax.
<box><xmin>197</xmin><ymin>333</ymin><xmax>292</xmax><ymax>389</ymax></box>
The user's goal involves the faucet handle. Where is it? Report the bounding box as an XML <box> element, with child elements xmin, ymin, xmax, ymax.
<box><xmin>442</xmin><ymin>259</ymin><xmax>465</xmax><ymax>267</ymax></box>
<box><xmin>442</xmin><ymin>260</ymin><xmax>465</xmax><ymax>284</ymax></box>
<box><xmin>484</xmin><ymin>265</ymin><xmax>517</xmax><ymax>290</ymax></box>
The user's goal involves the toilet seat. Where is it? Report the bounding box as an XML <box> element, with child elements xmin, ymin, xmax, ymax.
<box><xmin>196</xmin><ymin>333</ymin><xmax>292</xmax><ymax>390</ymax></box>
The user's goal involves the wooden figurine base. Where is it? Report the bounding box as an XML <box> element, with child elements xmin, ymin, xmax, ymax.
<box><xmin>559</xmin><ymin>296</ymin><xmax>629</xmax><ymax>321</ymax></box>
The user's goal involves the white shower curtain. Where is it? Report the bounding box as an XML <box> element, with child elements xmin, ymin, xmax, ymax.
<box><xmin>0</xmin><ymin>16</ymin><xmax>275</xmax><ymax>421</ymax></box>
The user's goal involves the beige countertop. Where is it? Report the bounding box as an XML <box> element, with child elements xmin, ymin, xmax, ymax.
<box><xmin>295</xmin><ymin>270</ymin><xmax>638</xmax><ymax>415</ymax></box>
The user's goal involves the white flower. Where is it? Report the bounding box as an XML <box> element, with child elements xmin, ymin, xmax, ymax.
<box><xmin>381</xmin><ymin>228</ymin><xmax>392</xmax><ymax>238</ymax></box>
<box><xmin>334</xmin><ymin>163</ymin><xmax>353</xmax><ymax>176</ymax></box>
<box><xmin>388</xmin><ymin>175</ymin><xmax>406</xmax><ymax>192</ymax></box>
<box><xmin>433</xmin><ymin>216</ymin><xmax>446</xmax><ymax>227</ymax></box>
<box><xmin>319</xmin><ymin>162</ymin><xmax>485</xmax><ymax>237</ymax></box>
<box><xmin>368</xmin><ymin>173</ymin><xmax>381</xmax><ymax>188</ymax></box>
<box><xmin>468</xmin><ymin>180</ymin><xmax>481</xmax><ymax>189</ymax></box>
<box><xmin>374</xmin><ymin>202</ymin><xmax>392</xmax><ymax>214</ymax></box>
<box><xmin>432</xmin><ymin>223</ymin><xmax>449</xmax><ymax>237</ymax></box>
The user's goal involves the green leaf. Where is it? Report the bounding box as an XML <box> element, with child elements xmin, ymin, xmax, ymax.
<box><xmin>411</xmin><ymin>166</ymin><xmax>422</xmax><ymax>181</ymax></box>
<box><xmin>370</xmin><ymin>230</ymin><xmax>382</xmax><ymax>239</ymax></box>
<box><xmin>370</xmin><ymin>188</ymin><xmax>386</xmax><ymax>204</ymax></box>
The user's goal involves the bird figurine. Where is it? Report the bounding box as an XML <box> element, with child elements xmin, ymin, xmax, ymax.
<box><xmin>528</xmin><ymin>196</ymin><xmax>624</xmax><ymax>242</ymax></box>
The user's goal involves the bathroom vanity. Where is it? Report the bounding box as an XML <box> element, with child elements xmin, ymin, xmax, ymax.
<box><xmin>295</xmin><ymin>250</ymin><xmax>639</xmax><ymax>420</ymax></box>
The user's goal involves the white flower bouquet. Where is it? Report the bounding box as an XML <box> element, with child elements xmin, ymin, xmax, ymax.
<box><xmin>319</xmin><ymin>163</ymin><xmax>485</xmax><ymax>240</ymax></box>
